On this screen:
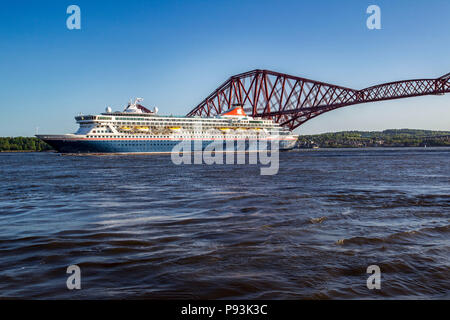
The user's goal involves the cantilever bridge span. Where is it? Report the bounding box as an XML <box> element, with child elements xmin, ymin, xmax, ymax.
<box><xmin>187</xmin><ymin>70</ymin><xmax>450</xmax><ymax>130</ymax></box>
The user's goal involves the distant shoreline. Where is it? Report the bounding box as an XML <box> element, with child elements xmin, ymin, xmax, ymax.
<box><xmin>0</xmin><ymin>150</ymin><xmax>55</xmax><ymax>153</ymax></box>
<box><xmin>296</xmin><ymin>129</ymin><xmax>450</xmax><ymax>149</ymax></box>
<box><xmin>0</xmin><ymin>137</ymin><xmax>52</xmax><ymax>152</ymax></box>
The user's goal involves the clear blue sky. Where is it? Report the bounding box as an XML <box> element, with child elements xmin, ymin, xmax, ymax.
<box><xmin>1</xmin><ymin>0</ymin><xmax>449</xmax><ymax>136</ymax></box>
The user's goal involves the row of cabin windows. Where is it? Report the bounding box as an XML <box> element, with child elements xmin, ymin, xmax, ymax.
<box><xmin>111</xmin><ymin>121</ymin><xmax>268</xmax><ymax>124</ymax></box>
<box><xmin>85</xmin><ymin>122</ymin><xmax>273</xmax><ymax>129</ymax></box>
<box><xmin>113</xmin><ymin>117</ymin><xmax>268</xmax><ymax>123</ymax></box>
<box><xmin>92</xmin><ymin>120</ymin><xmax>269</xmax><ymax>125</ymax></box>
<box><xmin>117</xmin><ymin>142</ymin><xmax>174</xmax><ymax>146</ymax></box>
<box><xmin>87</xmin><ymin>135</ymin><xmax>266</xmax><ymax>139</ymax></box>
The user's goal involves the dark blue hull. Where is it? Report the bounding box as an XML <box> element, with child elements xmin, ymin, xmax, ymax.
<box><xmin>38</xmin><ymin>137</ymin><xmax>297</xmax><ymax>154</ymax></box>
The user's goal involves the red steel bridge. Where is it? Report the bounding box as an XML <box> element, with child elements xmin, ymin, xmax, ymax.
<box><xmin>187</xmin><ymin>70</ymin><xmax>450</xmax><ymax>130</ymax></box>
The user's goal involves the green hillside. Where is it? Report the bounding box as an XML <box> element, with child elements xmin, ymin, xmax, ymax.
<box><xmin>296</xmin><ymin>129</ymin><xmax>450</xmax><ymax>148</ymax></box>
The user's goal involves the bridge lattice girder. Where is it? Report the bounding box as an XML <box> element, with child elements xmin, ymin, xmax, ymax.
<box><xmin>186</xmin><ymin>70</ymin><xmax>450</xmax><ymax>130</ymax></box>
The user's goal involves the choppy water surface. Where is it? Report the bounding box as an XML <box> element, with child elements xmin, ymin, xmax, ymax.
<box><xmin>0</xmin><ymin>148</ymin><xmax>449</xmax><ymax>299</ymax></box>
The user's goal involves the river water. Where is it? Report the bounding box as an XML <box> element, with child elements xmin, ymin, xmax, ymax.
<box><xmin>0</xmin><ymin>148</ymin><xmax>448</xmax><ymax>299</ymax></box>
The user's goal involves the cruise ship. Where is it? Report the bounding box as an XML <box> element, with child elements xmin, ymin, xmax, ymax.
<box><xmin>36</xmin><ymin>98</ymin><xmax>298</xmax><ymax>154</ymax></box>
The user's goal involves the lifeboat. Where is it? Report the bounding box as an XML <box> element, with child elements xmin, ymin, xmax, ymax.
<box><xmin>120</xmin><ymin>126</ymin><xmax>132</xmax><ymax>131</ymax></box>
<box><xmin>135</xmin><ymin>126</ymin><xmax>150</xmax><ymax>132</ymax></box>
<box><xmin>219</xmin><ymin>128</ymin><xmax>230</xmax><ymax>132</ymax></box>
<box><xmin>169</xmin><ymin>127</ymin><xmax>181</xmax><ymax>131</ymax></box>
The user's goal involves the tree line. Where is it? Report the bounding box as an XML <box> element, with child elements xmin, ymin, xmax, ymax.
<box><xmin>0</xmin><ymin>137</ymin><xmax>52</xmax><ymax>152</ymax></box>
<box><xmin>296</xmin><ymin>129</ymin><xmax>450</xmax><ymax>148</ymax></box>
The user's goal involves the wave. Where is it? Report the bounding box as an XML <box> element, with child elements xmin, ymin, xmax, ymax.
<box><xmin>336</xmin><ymin>224</ymin><xmax>450</xmax><ymax>246</ymax></box>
